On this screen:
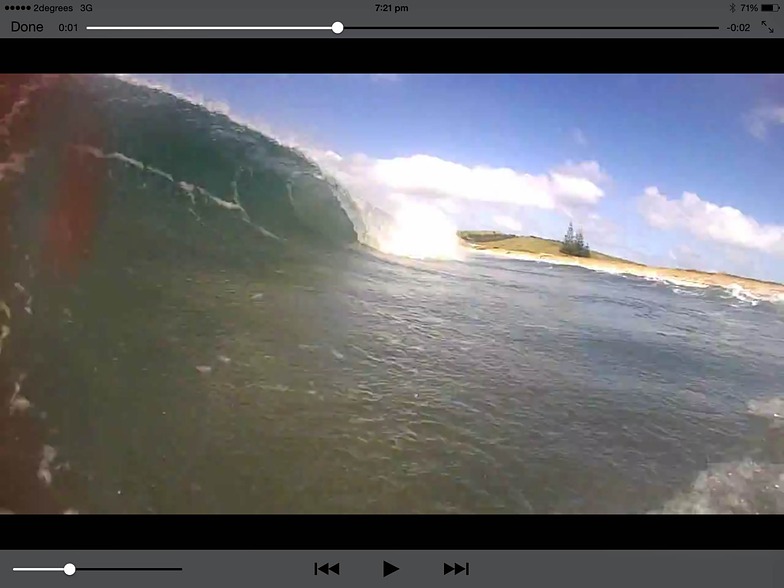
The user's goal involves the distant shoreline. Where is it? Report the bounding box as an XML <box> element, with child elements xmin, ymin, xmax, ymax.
<box><xmin>459</xmin><ymin>231</ymin><xmax>784</xmax><ymax>300</ymax></box>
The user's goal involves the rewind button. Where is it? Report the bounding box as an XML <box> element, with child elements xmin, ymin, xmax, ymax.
<box><xmin>315</xmin><ymin>562</ymin><xmax>340</xmax><ymax>576</ymax></box>
<box><xmin>444</xmin><ymin>562</ymin><xmax>469</xmax><ymax>576</ymax></box>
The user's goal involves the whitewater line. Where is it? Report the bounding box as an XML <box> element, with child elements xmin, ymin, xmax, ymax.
<box><xmin>72</xmin><ymin>144</ymin><xmax>282</xmax><ymax>241</ymax></box>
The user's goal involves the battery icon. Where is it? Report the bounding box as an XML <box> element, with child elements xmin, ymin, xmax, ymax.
<box><xmin>761</xmin><ymin>3</ymin><xmax>780</xmax><ymax>10</ymax></box>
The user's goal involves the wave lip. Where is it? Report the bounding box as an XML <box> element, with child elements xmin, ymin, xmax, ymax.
<box><xmin>107</xmin><ymin>74</ymin><xmax>469</xmax><ymax>261</ymax></box>
<box><xmin>79</xmin><ymin>75</ymin><xmax>363</xmax><ymax>248</ymax></box>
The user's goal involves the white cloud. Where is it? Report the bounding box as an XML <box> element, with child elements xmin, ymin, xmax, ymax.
<box><xmin>303</xmin><ymin>149</ymin><xmax>610</xmax><ymax>259</ymax></box>
<box><xmin>743</xmin><ymin>104</ymin><xmax>784</xmax><ymax>139</ymax></box>
<box><xmin>552</xmin><ymin>160</ymin><xmax>609</xmax><ymax>184</ymax></box>
<box><xmin>369</xmin><ymin>74</ymin><xmax>401</xmax><ymax>82</ymax></box>
<box><xmin>572</xmin><ymin>128</ymin><xmax>588</xmax><ymax>145</ymax></box>
<box><xmin>336</xmin><ymin>154</ymin><xmax>609</xmax><ymax>210</ymax></box>
<box><xmin>638</xmin><ymin>186</ymin><xmax>784</xmax><ymax>255</ymax></box>
<box><xmin>493</xmin><ymin>215</ymin><xmax>523</xmax><ymax>232</ymax></box>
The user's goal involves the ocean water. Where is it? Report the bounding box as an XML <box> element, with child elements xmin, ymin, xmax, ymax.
<box><xmin>2</xmin><ymin>74</ymin><xmax>784</xmax><ymax>514</ymax></box>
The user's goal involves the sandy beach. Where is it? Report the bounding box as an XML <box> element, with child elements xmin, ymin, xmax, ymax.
<box><xmin>464</xmin><ymin>242</ymin><xmax>784</xmax><ymax>301</ymax></box>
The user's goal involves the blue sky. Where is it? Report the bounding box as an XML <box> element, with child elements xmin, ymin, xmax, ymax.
<box><xmin>130</xmin><ymin>74</ymin><xmax>784</xmax><ymax>281</ymax></box>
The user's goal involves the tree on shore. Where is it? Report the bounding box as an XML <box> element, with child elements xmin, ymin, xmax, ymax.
<box><xmin>559</xmin><ymin>222</ymin><xmax>591</xmax><ymax>257</ymax></box>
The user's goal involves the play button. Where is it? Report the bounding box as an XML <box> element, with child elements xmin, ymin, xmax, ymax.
<box><xmin>383</xmin><ymin>561</ymin><xmax>400</xmax><ymax>577</ymax></box>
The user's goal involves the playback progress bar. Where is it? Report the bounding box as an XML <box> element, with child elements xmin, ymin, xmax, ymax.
<box><xmin>84</xmin><ymin>22</ymin><xmax>721</xmax><ymax>33</ymax></box>
<box><xmin>86</xmin><ymin>23</ymin><xmax>346</xmax><ymax>33</ymax></box>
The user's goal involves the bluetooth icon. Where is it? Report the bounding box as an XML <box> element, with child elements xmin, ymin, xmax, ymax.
<box><xmin>730</xmin><ymin>2</ymin><xmax>736</xmax><ymax>11</ymax></box>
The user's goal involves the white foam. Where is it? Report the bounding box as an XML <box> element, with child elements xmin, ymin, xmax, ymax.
<box><xmin>0</xmin><ymin>324</ymin><xmax>9</xmax><ymax>357</ymax></box>
<box><xmin>0</xmin><ymin>75</ymin><xmax>57</xmax><ymax>139</ymax></box>
<box><xmin>656</xmin><ymin>398</ymin><xmax>784</xmax><ymax>513</ymax></box>
<box><xmin>108</xmin><ymin>151</ymin><xmax>144</xmax><ymax>169</ymax></box>
<box><xmin>250</xmin><ymin>222</ymin><xmax>282</xmax><ymax>240</ymax></box>
<box><xmin>0</xmin><ymin>151</ymin><xmax>33</xmax><ymax>183</ymax></box>
<box><xmin>207</xmin><ymin>194</ymin><xmax>244</xmax><ymax>211</ymax></box>
<box><xmin>36</xmin><ymin>445</ymin><xmax>57</xmax><ymax>486</ymax></box>
<box><xmin>9</xmin><ymin>377</ymin><xmax>31</xmax><ymax>415</ymax></box>
<box><xmin>658</xmin><ymin>459</ymin><xmax>784</xmax><ymax>514</ymax></box>
<box><xmin>747</xmin><ymin>397</ymin><xmax>784</xmax><ymax>424</ymax></box>
<box><xmin>146</xmin><ymin>166</ymin><xmax>174</xmax><ymax>181</ymax></box>
<box><xmin>722</xmin><ymin>283</ymin><xmax>762</xmax><ymax>306</ymax></box>
<box><xmin>607</xmin><ymin>270</ymin><xmax>711</xmax><ymax>290</ymax></box>
<box><xmin>671</xmin><ymin>287</ymin><xmax>703</xmax><ymax>298</ymax></box>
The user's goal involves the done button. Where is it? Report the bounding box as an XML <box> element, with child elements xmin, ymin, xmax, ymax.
<box><xmin>11</xmin><ymin>20</ymin><xmax>44</xmax><ymax>32</ymax></box>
